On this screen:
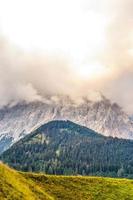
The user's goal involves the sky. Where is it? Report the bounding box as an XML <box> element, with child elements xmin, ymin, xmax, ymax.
<box><xmin>0</xmin><ymin>0</ymin><xmax>133</xmax><ymax>113</ymax></box>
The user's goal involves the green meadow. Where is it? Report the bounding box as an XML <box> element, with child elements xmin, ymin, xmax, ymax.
<box><xmin>1</xmin><ymin>163</ymin><xmax>133</xmax><ymax>200</ymax></box>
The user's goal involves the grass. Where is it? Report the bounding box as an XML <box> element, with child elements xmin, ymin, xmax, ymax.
<box><xmin>1</xmin><ymin>163</ymin><xmax>133</xmax><ymax>200</ymax></box>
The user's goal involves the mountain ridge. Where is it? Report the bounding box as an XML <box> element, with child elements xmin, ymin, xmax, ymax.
<box><xmin>0</xmin><ymin>95</ymin><xmax>133</xmax><ymax>153</ymax></box>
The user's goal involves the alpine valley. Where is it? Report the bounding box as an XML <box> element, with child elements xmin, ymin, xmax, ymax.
<box><xmin>1</xmin><ymin>0</ymin><xmax>133</xmax><ymax>199</ymax></box>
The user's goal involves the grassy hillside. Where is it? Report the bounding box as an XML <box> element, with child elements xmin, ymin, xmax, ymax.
<box><xmin>0</xmin><ymin>162</ymin><xmax>52</xmax><ymax>200</ymax></box>
<box><xmin>1</xmin><ymin>163</ymin><xmax>133</xmax><ymax>200</ymax></box>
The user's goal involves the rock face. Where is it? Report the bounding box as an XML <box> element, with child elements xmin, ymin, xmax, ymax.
<box><xmin>0</xmin><ymin>95</ymin><xmax>133</xmax><ymax>153</ymax></box>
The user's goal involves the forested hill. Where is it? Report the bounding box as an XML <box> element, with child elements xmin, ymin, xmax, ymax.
<box><xmin>1</xmin><ymin>120</ymin><xmax>133</xmax><ymax>178</ymax></box>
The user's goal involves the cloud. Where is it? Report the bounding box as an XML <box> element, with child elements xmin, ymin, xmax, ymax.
<box><xmin>83</xmin><ymin>0</ymin><xmax>133</xmax><ymax>113</ymax></box>
<box><xmin>0</xmin><ymin>38</ymin><xmax>80</xmax><ymax>107</ymax></box>
<box><xmin>0</xmin><ymin>0</ymin><xmax>133</xmax><ymax>114</ymax></box>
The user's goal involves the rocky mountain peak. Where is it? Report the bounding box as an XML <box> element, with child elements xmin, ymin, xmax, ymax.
<box><xmin>0</xmin><ymin>95</ymin><xmax>133</xmax><ymax>153</ymax></box>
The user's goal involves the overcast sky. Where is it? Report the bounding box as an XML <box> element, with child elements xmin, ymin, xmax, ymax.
<box><xmin>0</xmin><ymin>0</ymin><xmax>133</xmax><ymax>113</ymax></box>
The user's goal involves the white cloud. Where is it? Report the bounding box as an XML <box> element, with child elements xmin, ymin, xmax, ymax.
<box><xmin>0</xmin><ymin>0</ymin><xmax>132</xmax><ymax>114</ymax></box>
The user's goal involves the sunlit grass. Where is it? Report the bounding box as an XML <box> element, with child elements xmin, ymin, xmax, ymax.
<box><xmin>1</xmin><ymin>163</ymin><xmax>133</xmax><ymax>200</ymax></box>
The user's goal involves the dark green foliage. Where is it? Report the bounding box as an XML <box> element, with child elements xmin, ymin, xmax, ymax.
<box><xmin>1</xmin><ymin>120</ymin><xmax>133</xmax><ymax>178</ymax></box>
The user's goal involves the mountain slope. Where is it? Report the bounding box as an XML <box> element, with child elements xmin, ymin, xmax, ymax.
<box><xmin>1</xmin><ymin>163</ymin><xmax>133</xmax><ymax>200</ymax></box>
<box><xmin>0</xmin><ymin>162</ymin><xmax>51</xmax><ymax>200</ymax></box>
<box><xmin>0</xmin><ymin>95</ymin><xmax>133</xmax><ymax>153</ymax></box>
<box><xmin>2</xmin><ymin>120</ymin><xmax>133</xmax><ymax>178</ymax></box>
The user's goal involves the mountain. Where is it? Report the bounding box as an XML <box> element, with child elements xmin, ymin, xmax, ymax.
<box><xmin>1</xmin><ymin>163</ymin><xmax>133</xmax><ymax>200</ymax></box>
<box><xmin>1</xmin><ymin>120</ymin><xmax>133</xmax><ymax>178</ymax></box>
<box><xmin>0</xmin><ymin>95</ymin><xmax>133</xmax><ymax>153</ymax></box>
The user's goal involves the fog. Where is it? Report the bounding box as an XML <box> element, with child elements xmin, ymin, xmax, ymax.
<box><xmin>0</xmin><ymin>0</ymin><xmax>133</xmax><ymax>114</ymax></box>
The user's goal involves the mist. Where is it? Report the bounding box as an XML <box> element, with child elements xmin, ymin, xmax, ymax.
<box><xmin>0</xmin><ymin>0</ymin><xmax>133</xmax><ymax>114</ymax></box>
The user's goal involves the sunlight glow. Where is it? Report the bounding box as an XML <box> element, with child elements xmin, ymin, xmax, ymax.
<box><xmin>0</xmin><ymin>2</ymin><xmax>107</xmax><ymax>55</ymax></box>
<box><xmin>76</xmin><ymin>63</ymin><xmax>108</xmax><ymax>79</ymax></box>
<box><xmin>0</xmin><ymin>0</ymin><xmax>109</xmax><ymax>79</ymax></box>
